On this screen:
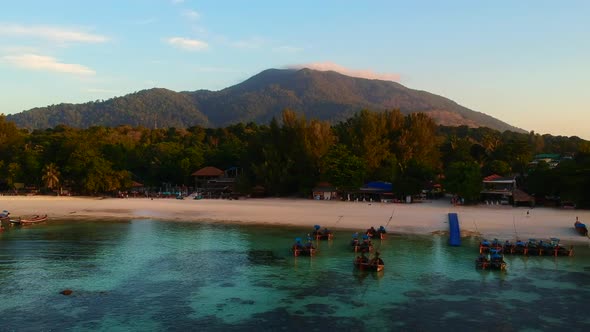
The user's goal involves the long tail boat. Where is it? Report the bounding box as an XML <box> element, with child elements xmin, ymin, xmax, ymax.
<box><xmin>311</xmin><ymin>225</ymin><xmax>334</xmax><ymax>240</ymax></box>
<box><xmin>0</xmin><ymin>210</ymin><xmax>10</xmax><ymax>223</ymax></box>
<box><xmin>475</xmin><ymin>249</ymin><xmax>507</xmax><ymax>271</ymax></box>
<box><xmin>354</xmin><ymin>252</ymin><xmax>384</xmax><ymax>272</ymax></box>
<box><xmin>291</xmin><ymin>237</ymin><xmax>317</xmax><ymax>257</ymax></box>
<box><xmin>12</xmin><ymin>215</ymin><xmax>48</xmax><ymax>225</ymax></box>
<box><xmin>574</xmin><ymin>221</ymin><xmax>588</xmax><ymax>236</ymax></box>
<box><xmin>499</xmin><ymin>238</ymin><xmax>573</xmax><ymax>257</ymax></box>
<box><xmin>479</xmin><ymin>238</ymin><xmax>502</xmax><ymax>254</ymax></box>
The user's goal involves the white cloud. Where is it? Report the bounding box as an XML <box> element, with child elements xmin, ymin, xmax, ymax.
<box><xmin>0</xmin><ymin>45</ymin><xmax>38</xmax><ymax>53</ymax></box>
<box><xmin>0</xmin><ymin>23</ymin><xmax>108</xmax><ymax>43</ymax></box>
<box><xmin>288</xmin><ymin>62</ymin><xmax>400</xmax><ymax>81</ymax></box>
<box><xmin>167</xmin><ymin>37</ymin><xmax>208</xmax><ymax>51</ymax></box>
<box><xmin>182</xmin><ymin>10</ymin><xmax>200</xmax><ymax>20</ymax></box>
<box><xmin>2</xmin><ymin>54</ymin><xmax>95</xmax><ymax>75</ymax></box>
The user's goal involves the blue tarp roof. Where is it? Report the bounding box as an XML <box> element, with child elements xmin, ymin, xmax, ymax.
<box><xmin>363</xmin><ymin>181</ymin><xmax>392</xmax><ymax>191</ymax></box>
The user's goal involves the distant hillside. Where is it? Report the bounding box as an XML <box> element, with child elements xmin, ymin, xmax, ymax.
<box><xmin>8</xmin><ymin>88</ymin><xmax>210</xmax><ymax>129</ymax></box>
<box><xmin>7</xmin><ymin>68</ymin><xmax>524</xmax><ymax>132</ymax></box>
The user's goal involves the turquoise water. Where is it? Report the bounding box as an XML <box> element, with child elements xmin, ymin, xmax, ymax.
<box><xmin>1</xmin><ymin>219</ymin><xmax>589</xmax><ymax>331</ymax></box>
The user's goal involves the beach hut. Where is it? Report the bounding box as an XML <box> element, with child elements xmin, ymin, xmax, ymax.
<box><xmin>312</xmin><ymin>182</ymin><xmax>338</xmax><ymax>200</ymax></box>
<box><xmin>480</xmin><ymin>174</ymin><xmax>534</xmax><ymax>206</ymax></box>
<box><xmin>191</xmin><ymin>166</ymin><xmax>237</xmax><ymax>198</ymax></box>
<box><xmin>192</xmin><ymin>166</ymin><xmax>224</xmax><ymax>189</ymax></box>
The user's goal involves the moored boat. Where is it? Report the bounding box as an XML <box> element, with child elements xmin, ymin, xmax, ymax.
<box><xmin>0</xmin><ymin>210</ymin><xmax>10</xmax><ymax>223</ymax></box>
<box><xmin>547</xmin><ymin>238</ymin><xmax>574</xmax><ymax>256</ymax></box>
<box><xmin>357</xmin><ymin>234</ymin><xmax>373</xmax><ymax>253</ymax></box>
<box><xmin>354</xmin><ymin>252</ymin><xmax>384</xmax><ymax>272</ymax></box>
<box><xmin>12</xmin><ymin>215</ymin><xmax>48</xmax><ymax>225</ymax></box>
<box><xmin>479</xmin><ymin>238</ymin><xmax>502</xmax><ymax>254</ymax></box>
<box><xmin>503</xmin><ymin>239</ymin><xmax>526</xmax><ymax>255</ymax></box>
<box><xmin>311</xmin><ymin>225</ymin><xmax>333</xmax><ymax>240</ymax></box>
<box><xmin>291</xmin><ymin>237</ymin><xmax>317</xmax><ymax>257</ymax></box>
<box><xmin>365</xmin><ymin>226</ymin><xmax>388</xmax><ymax>240</ymax></box>
<box><xmin>475</xmin><ymin>249</ymin><xmax>507</xmax><ymax>271</ymax></box>
<box><xmin>375</xmin><ymin>226</ymin><xmax>387</xmax><ymax>240</ymax></box>
<box><xmin>350</xmin><ymin>233</ymin><xmax>360</xmax><ymax>252</ymax></box>
<box><xmin>487</xmin><ymin>238</ymin><xmax>573</xmax><ymax>257</ymax></box>
<box><xmin>574</xmin><ymin>220</ymin><xmax>588</xmax><ymax>236</ymax></box>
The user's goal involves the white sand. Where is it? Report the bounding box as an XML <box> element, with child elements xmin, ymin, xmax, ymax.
<box><xmin>1</xmin><ymin>196</ymin><xmax>589</xmax><ymax>244</ymax></box>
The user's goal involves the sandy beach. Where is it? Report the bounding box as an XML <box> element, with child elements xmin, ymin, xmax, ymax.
<box><xmin>1</xmin><ymin>196</ymin><xmax>589</xmax><ymax>244</ymax></box>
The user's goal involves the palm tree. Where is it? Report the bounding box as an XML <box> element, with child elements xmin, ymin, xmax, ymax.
<box><xmin>42</xmin><ymin>163</ymin><xmax>60</xmax><ymax>193</ymax></box>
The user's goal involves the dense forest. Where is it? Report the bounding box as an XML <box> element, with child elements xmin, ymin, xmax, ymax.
<box><xmin>1</xmin><ymin>110</ymin><xmax>589</xmax><ymax>207</ymax></box>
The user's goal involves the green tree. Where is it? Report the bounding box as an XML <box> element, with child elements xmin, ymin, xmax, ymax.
<box><xmin>396</xmin><ymin>113</ymin><xmax>440</xmax><ymax>173</ymax></box>
<box><xmin>6</xmin><ymin>162</ymin><xmax>22</xmax><ymax>190</ymax></box>
<box><xmin>41</xmin><ymin>163</ymin><xmax>60</xmax><ymax>191</ymax></box>
<box><xmin>321</xmin><ymin>144</ymin><xmax>366</xmax><ymax>189</ymax></box>
<box><xmin>444</xmin><ymin>161</ymin><xmax>482</xmax><ymax>204</ymax></box>
<box><xmin>337</xmin><ymin>110</ymin><xmax>392</xmax><ymax>176</ymax></box>
<box><xmin>483</xmin><ymin>160</ymin><xmax>512</xmax><ymax>176</ymax></box>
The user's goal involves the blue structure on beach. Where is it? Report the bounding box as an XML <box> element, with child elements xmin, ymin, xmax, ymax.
<box><xmin>448</xmin><ymin>213</ymin><xmax>461</xmax><ymax>246</ymax></box>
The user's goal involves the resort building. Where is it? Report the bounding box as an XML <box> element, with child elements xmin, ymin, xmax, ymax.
<box><xmin>481</xmin><ymin>174</ymin><xmax>534</xmax><ymax>207</ymax></box>
<box><xmin>191</xmin><ymin>166</ymin><xmax>239</xmax><ymax>198</ymax></box>
<box><xmin>528</xmin><ymin>153</ymin><xmax>562</xmax><ymax>169</ymax></box>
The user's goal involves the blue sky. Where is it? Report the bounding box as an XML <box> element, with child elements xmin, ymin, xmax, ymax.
<box><xmin>1</xmin><ymin>0</ymin><xmax>588</xmax><ymax>139</ymax></box>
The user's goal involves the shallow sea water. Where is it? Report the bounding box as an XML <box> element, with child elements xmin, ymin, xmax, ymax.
<box><xmin>1</xmin><ymin>219</ymin><xmax>589</xmax><ymax>331</ymax></box>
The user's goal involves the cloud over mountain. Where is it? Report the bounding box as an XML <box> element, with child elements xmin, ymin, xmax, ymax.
<box><xmin>288</xmin><ymin>62</ymin><xmax>400</xmax><ymax>82</ymax></box>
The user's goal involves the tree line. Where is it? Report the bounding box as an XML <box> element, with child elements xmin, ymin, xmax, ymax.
<box><xmin>1</xmin><ymin>110</ymin><xmax>589</xmax><ymax>207</ymax></box>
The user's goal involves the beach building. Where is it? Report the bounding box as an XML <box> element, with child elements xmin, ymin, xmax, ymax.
<box><xmin>528</xmin><ymin>153</ymin><xmax>561</xmax><ymax>169</ymax></box>
<box><xmin>312</xmin><ymin>182</ymin><xmax>338</xmax><ymax>200</ymax></box>
<box><xmin>481</xmin><ymin>174</ymin><xmax>534</xmax><ymax>206</ymax></box>
<box><xmin>336</xmin><ymin>181</ymin><xmax>394</xmax><ymax>202</ymax></box>
<box><xmin>191</xmin><ymin>166</ymin><xmax>238</xmax><ymax>198</ymax></box>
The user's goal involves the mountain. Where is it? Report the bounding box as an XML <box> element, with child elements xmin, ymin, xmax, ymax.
<box><xmin>6</xmin><ymin>68</ymin><xmax>524</xmax><ymax>132</ymax></box>
<box><xmin>7</xmin><ymin>88</ymin><xmax>211</xmax><ymax>129</ymax></box>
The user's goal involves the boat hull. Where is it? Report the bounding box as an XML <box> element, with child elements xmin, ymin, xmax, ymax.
<box><xmin>475</xmin><ymin>260</ymin><xmax>506</xmax><ymax>271</ymax></box>
<box><xmin>12</xmin><ymin>215</ymin><xmax>48</xmax><ymax>225</ymax></box>
<box><xmin>354</xmin><ymin>261</ymin><xmax>384</xmax><ymax>272</ymax></box>
<box><xmin>292</xmin><ymin>247</ymin><xmax>316</xmax><ymax>257</ymax></box>
<box><xmin>574</xmin><ymin>221</ymin><xmax>588</xmax><ymax>236</ymax></box>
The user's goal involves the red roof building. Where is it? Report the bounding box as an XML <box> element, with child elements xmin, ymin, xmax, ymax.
<box><xmin>191</xmin><ymin>166</ymin><xmax>224</xmax><ymax>177</ymax></box>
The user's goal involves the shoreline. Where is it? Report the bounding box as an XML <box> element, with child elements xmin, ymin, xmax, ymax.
<box><xmin>1</xmin><ymin>196</ymin><xmax>589</xmax><ymax>245</ymax></box>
